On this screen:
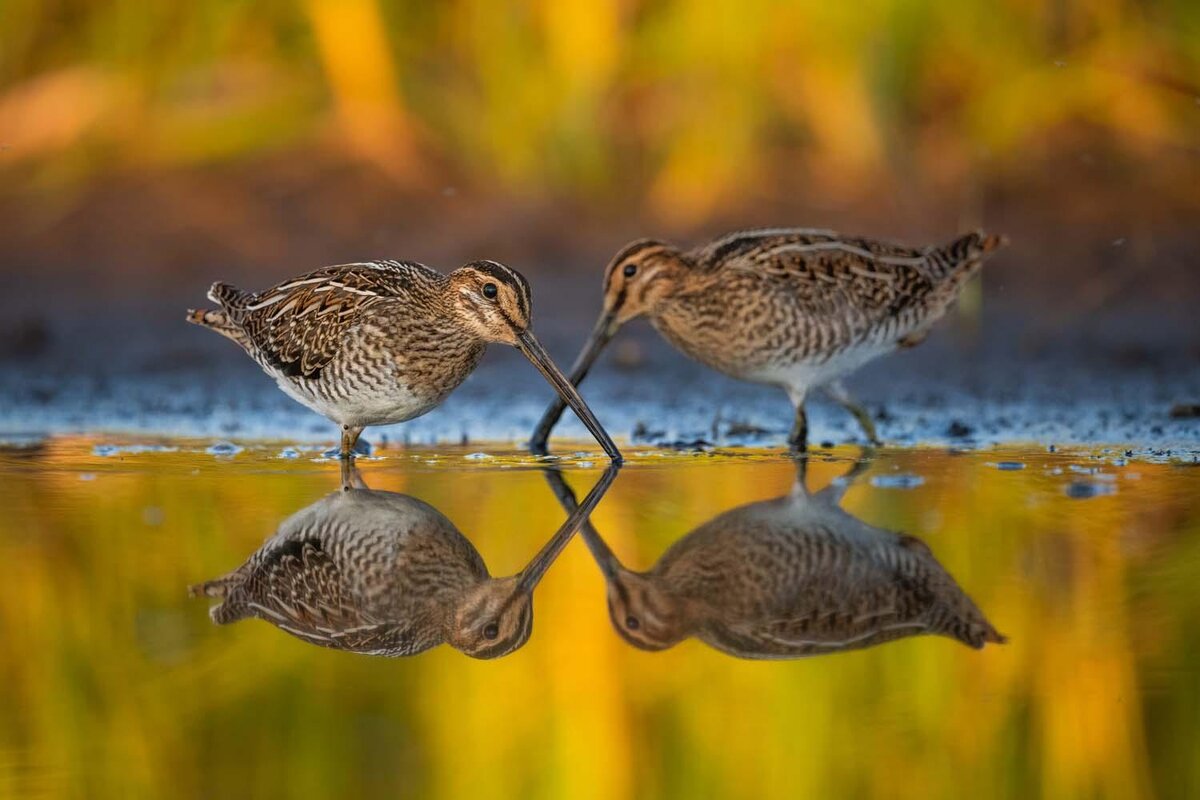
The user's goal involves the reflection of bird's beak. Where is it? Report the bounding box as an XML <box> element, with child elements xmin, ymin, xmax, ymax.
<box><xmin>539</xmin><ymin>467</ymin><xmax>622</xmax><ymax>581</ymax></box>
<box><xmin>517</xmin><ymin>466</ymin><xmax>619</xmax><ymax>592</ymax></box>
<box><xmin>518</xmin><ymin>328</ymin><xmax>622</xmax><ymax>464</ymax></box>
<box><xmin>529</xmin><ymin>310</ymin><xmax>618</xmax><ymax>455</ymax></box>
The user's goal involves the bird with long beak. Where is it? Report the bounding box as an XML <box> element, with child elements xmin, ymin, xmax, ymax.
<box><xmin>190</xmin><ymin>462</ymin><xmax>618</xmax><ymax>659</ymax></box>
<box><xmin>543</xmin><ymin>462</ymin><xmax>1005</xmax><ymax>658</ymax></box>
<box><xmin>188</xmin><ymin>258</ymin><xmax>621</xmax><ymax>462</ymax></box>
<box><xmin>531</xmin><ymin>228</ymin><xmax>1006</xmax><ymax>453</ymax></box>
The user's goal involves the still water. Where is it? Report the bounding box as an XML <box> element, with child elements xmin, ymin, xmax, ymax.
<box><xmin>2</xmin><ymin>438</ymin><xmax>1198</xmax><ymax>799</ymax></box>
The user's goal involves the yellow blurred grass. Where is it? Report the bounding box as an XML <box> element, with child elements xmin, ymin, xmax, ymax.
<box><xmin>1</xmin><ymin>1</ymin><xmax>1196</xmax><ymax>220</ymax></box>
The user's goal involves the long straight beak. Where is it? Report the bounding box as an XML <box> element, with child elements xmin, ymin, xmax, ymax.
<box><xmin>517</xmin><ymin>465</ymin><xmax>619</xmax><ymax>592</ymax></box>
<box><xmin>528</xmin><ymin>311</ymin><xmax>617</xmax><ymax>455</ymax></box>
<box><xmin>540</xmin><ymin>468</ymin><xmax>622</xmax><ymax>581</ymax></box>
<box><xmin>518</xmin><ymin>328</ymin><xmax>622</xmax><ymax>464</ymax></box>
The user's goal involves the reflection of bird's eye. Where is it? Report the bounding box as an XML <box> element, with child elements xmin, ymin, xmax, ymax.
<box><xmin>625</xmin><ymin>615</ymin><xmax>640</xmax><ymax>630</ymax></box>
<box><xmin>483</xmin><ymin>622</ymin><xmax>500</xmax><ymax>639</ymax></box>
<box><xmin>482</xmin><ymin>283</ymin><xmax>498</xmax><ymax>299</ymax></box>
<box><xmin>623</xmin><ymin>263</ymin><xmax>637</xmax><ymax>278</ymax></box>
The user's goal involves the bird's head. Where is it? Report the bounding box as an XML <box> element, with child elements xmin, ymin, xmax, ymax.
<box><xmin>449</xmin><ymin>259</ymin><xmax>621</xmax><ymax>462</ymax></box>
<box><xmin>448</xmin><ymin>260</ymin><xmax>533</xmax><ymax>345</ymax></box>
<box><xmin>604</xmin><ymin>569</ymin><xmax>688</xmax><ymax>651</ymax></box>
<box><xmin>448</xmin><ymin>577</ymin><xmax>534</xmax><ymax>659</ymax></box>
<box><xmin>598</xmin><ymin>239</ymin><xmax>687</xmax><ymax>330</ymax></box>
<box><xmin>526</xmin><ymin>240</ymin><xmax>686</xmax><ymax>455</ymax></box>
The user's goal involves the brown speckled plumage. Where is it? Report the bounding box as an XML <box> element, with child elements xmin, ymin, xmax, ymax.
<box><xmin>545</xmin><ymin>464</ymin><xmax>1004</xmax><ymax>658</ymax></box>
<box><xmin>532</xmin><ymin>228</ymin><xmax>1007</xmax><ymax>452</ymax></box>
<box><xmin>190</xmin><ymin>463</ymin><xmax>617</xmax><ymax>659</ymax></box>
<box><xmin>188</xmin><ymin>259</ymin><xmax>621</xmax><ymax>460</ymax></box>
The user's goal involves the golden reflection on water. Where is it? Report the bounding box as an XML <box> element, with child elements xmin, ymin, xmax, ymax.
<box><xmin>1</xmin><ymin>437</ymin><xmax>1198</xmax><ymax>799</ymax></box>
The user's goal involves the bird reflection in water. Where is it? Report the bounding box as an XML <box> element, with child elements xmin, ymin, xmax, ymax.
<box><xmin>191</xmin><ymin>463</ymin><xmax>617</xmax><ymax>659</ymax></box>
<box><xmin>545</xmin><ymin>459</ymin><xmax>1005</xmax><ymax>658</ymax></box>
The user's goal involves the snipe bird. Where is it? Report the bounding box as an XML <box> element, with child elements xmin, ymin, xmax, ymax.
<box><xmin>191</xmin><ymin>462</ymin><xmax>617</xmax><ymax>659</ymax></box>
<box><xmin>188</xmin><ymin>259</ymin><xmax>621</xmax><ymax>461</ymax></box>
<box><xmin>531</xmin><ymin>229</ymin><xmax>1006</xmax><ymax>453</ymax></box>
<box><xmin>543</xmin><ymin>461</ymin><xmax>1004</xmax><ymax>657</ymax></box>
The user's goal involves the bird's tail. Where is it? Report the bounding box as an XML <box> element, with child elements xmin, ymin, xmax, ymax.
<box><xmin>928</xmin><ymin>229</ymin><xmax>1008</xmax><ymax>279</ymax></box>
<box><xmin>933</xmin><ymin>593</ymin><xmax>1008</xmax><ymax>649</ymax></box>
<box><xmin>189</xmin><ymin>575</ymin><xmax>250</xmax><ymax>624</ymax></box>
<box><xmin>963</xmin><ymin>618</ymin><xmax>1008</xmax><ymax>649</ymax></box>
<box><xmin>207</xmin><ymin>281</ymin><xmax>248</xmax><ymax>309</ymax></box>
<box><xmin>187</xmin><ymin>282</ymin><xmax>251</xmax><ymax>345</ymax></box>
<box><xmin>186</xmin><ymin>307</ymin><xmax>227</xmax><ymax>328</ymax></box>
<box><xmin>185</xmin><ymin>306</ymin><xmax>249</xmax><ymax>347</ymax></box>
<box><xmin>188</xmin><ymin>575</ymin><xmax>237</xmax><ymax>599</ymax></box>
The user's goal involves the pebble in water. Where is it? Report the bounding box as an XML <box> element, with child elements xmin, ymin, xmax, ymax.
<box><xmin>206</xmin><ymin>441</ymin><xmax>243</xmax><ymax>456</ymax></box>
<box><xmin>870</xmin><ymin>474</ymin><xmax>925</xmax><ymax>489</ymax></box>
<box><xmin>1065</xmin><ymin>481</ymin><xmax>1117</xmax><ymax>499</ymax></box>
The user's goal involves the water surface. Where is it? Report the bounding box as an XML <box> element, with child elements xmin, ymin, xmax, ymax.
<box><xmin>2</xmin><ymin>438</ymin><xmax>1198</xmax><ymax>799</ymax></box>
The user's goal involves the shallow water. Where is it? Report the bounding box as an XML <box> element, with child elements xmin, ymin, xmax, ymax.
<box><xmin>2</xmin><ymin>438</ymin><xmax>1198</xmax><ymax>799</ymax></box>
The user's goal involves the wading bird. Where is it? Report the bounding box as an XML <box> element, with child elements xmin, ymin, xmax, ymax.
<box><xmin>191</xmin><ymin>463</ymin><xmax>617</xmax><ymax>659</ymax></box>
<box><xmin>189</xmin><ymin>259</ymin><xmax>621</xmax><ymax>461</ymax></box>
<box><xmin>531</xmin><ymin>229</ymin><xmax>1005</xmax><ymax>453</ymax></box>
<box><xmin>543</xmin><ymin>462</ymin><xmax>1004</xmax><ymax>657</ymax></box>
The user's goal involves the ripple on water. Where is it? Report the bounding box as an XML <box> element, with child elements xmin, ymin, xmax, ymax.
<box><xmin>93</xmin><ymin>444</ymin><xmax>179</xmax><ymax>457</ymax></box>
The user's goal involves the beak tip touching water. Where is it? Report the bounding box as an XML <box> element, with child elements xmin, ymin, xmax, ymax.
<box><xmin>525</xmin><ymin>312</ymin><xmax>620</xmax><ymax>461</ymax></box>
<box><xmin>517</xmin><ymin>330</ymin><xmax>623</xmax><ymax>464</ymax></box>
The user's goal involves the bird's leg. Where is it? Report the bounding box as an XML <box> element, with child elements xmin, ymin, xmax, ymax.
<box><xmin>339</xmin><ymin>458</ymin><xmax>369</xmax><ymax>491</ymax></box>
<box><xmin>839</xmin><ymin>446</ymin><xmax>876</xmax><ymax>485</ymax></box>
<box><xmin>824</xmin><ymin>381</ymin><xmax>881</xmax><ymax>446</ymax></box>
<box><xmin>786</xmin><ymin>387</ymin><xmax>809</xmax><ymax>455</ymax></box>
<box><xmin>340</xmin><ymin>425</ymin><xmax>364</xmax><ymax>459</ymax></box>
<box><xmin>789</xmin><ymin>448</ymin><xmax>809</xmax><ymax>493</ymax></box>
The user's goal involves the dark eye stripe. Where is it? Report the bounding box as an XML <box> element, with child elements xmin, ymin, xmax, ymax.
<box><xmin>477</xmin><ymin>260</ymin><xmax>530</xmax><ymax>320</ymax></box>
<box><xmin>610</xmin><ymin>239</ymin><xmax>665</xmax><ymax>266</ymax></box>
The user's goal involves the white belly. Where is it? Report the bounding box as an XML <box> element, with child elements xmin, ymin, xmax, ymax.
<box><xmin>274</xmin><ymin>376</ymin><xmax>437</xmax><ymax>428</ymax></box>
<box><xmin>747</xmin><ymin>342</ymin><xmax>894</xmax><ymax>397</ymax></box>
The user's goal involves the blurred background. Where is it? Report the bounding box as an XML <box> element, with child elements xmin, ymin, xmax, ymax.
<box><xmin>3</xmin><ymin>0</ymin><xmax>1198</xmax><ymax>300</ymax></box>
<box><xmin>0</xmin><ymin>0</ymin><xmax>1197</xmax><ymax>442</ymax></box>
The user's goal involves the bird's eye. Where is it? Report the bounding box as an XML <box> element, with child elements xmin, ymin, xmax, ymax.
<box><xmin>625</xmin><ymin>615</ymin><xmax>640</xmax><ymax>630</ymax></box>
<box><xmin>623</xmin><ymin>263</ymin><xmax>637</xmax><ymax>278</ymax></box>
<box><xmin>482</xmin><ymin>283</ymin><xmax>498</xmax><ymax>299</ymax></box>
<box><xmin>483</xmin><ymin>622</ymin><xmax>499</xmax><ymax>640</ymax></box>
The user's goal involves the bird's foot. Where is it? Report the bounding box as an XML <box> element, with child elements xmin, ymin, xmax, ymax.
<box><xmin>324</xmin><ymin>438</ymin><xmax>372</xmax><ymax>459</ymax></box>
